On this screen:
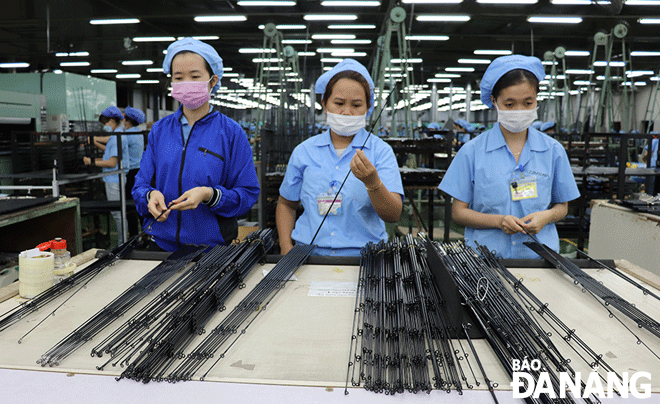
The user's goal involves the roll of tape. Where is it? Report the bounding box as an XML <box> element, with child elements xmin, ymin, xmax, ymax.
<box><xmin>19</xmin><ymin>249</ymin><xmax>54</xmax><ymax>298</ymax></box>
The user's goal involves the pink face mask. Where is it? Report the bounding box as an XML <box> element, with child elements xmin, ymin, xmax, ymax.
<box><xmin>171</xmin><ymin>79</ymin><xmax>212</xmax><ymax>110</ymax></box>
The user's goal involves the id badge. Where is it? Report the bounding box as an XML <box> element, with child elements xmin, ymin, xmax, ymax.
<box><xmin>510</xmin><ymin>177</ymin><xmax>538</xmax><ymax>201</ymax></box>
<box><xmin>317</xmin><ymin>193</ymin><xmax>343</xmax><ymax>215</ymax></box>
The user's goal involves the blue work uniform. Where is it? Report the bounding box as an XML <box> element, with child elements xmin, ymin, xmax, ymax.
<box><xmin>132</xmin><ymin>106</ymin><xmax>260</xmax><ymax>252</ymax></box>
<box><xmin>439</xmin><ymin>125</ymin><xmax>580</xmax><ymax>258</ymax></box>
<box><xmin>279</xmin><ymin>128</ymin><xmax>404</xmax><ymax>256</ymax></box>
<box><xmin>124</xmin><ymin>126</ymin><xmax>144</xmax><ymax>170</ymax></box>
<box><xmin>102</xmin><ymin>127</ymin><xmax>129</xmax><ymax>183</ymax></box>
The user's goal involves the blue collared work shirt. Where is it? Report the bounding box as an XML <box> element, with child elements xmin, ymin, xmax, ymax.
<box><xmin>279</xmin><ymin>128</ymin><xmax>404</xmax><ymax>256</ymax></box>
<box><xmin>124</xmin><ymin>126</ymin><xmax>144</xmax><ymax>170</ymax></box>
<box><xmin>439</xmin><ymin>125</ymin><xmax>580</xmax><ymax>258</ymax></box>
<box><xmin>102</xmin><ymin>127</ymin><xmax>130</xmax><ymax>183</ymax></box>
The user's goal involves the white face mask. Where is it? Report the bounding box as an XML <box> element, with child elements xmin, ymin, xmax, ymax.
<box><xmin>326</xmin><ymin>111</ymin><xmax>366</xmax><ymax>137</ymax></box>
<box><xmin>496</xmin><ymin>106</ymin><xmax>538</xmax><ymax>134</ymax></box>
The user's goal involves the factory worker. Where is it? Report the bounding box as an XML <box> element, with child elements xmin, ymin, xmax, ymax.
<box><xmin>439</xmin><ymin>55</ymin><xmax>580</xmax><ymax>258</ymax></box>
<box><xmin>132</xmin><ymin>38</ymin><xmax>259</xmax><ymax>252</ymax></box>
<box><xmin>454</xmin><ymin>119</ymin><xmax>475</xmax><ymax>145</ymax></box>
<box><xmin>84</xmin><ymin>105</ymin><xmax>129</xmax><ymax>244</ymax></box>
<box><xmin>276</xmin><ymin>59</ymin><xmax>404</xmax><ymax>256</ymax></box>
<box><xmin>122</xmin><ymin>105</ymin><xmax>145</xmax><ymax>198</ymax></box>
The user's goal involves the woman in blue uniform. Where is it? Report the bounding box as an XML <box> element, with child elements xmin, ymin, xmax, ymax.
<box><xmin>84</xmin><ymin>105</ymin><xmax>129</xmax><ymax>244</ymax></box>
<box><xmin>439</xmin><ymin>55</ymin><xmax>580</xmax><ymax>258</ymax></box>
<box><xmin>122</xmin><ymin>105</ymin><xmax>145</xmax><ymax>198</ymax></box>
<box><xmin>276</xmin><ymin>59</ymin><xmax>404</xmax><ymax>256</ymax></box>
<box><xmin>132</xmin><ymin>38</ymin><xmax>259</xmax><ymax>252</ymax></box>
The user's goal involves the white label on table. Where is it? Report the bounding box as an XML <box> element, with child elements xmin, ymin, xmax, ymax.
<box><xmin>307</xmin><ymin>281</ymin><xmax>357</xmax><ymax>297</ymax></box>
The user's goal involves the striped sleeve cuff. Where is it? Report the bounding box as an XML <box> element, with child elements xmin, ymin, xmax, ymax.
<box><xmin>203</xmin><ymin>187</ymin><xmax>222</xmax><ymax>208</ymax></box>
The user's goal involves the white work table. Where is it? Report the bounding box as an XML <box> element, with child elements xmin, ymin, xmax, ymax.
<box><xmin>0</xmin><ymin>254</ymin><xmax>659</xmax><ymax>403</ymax></box>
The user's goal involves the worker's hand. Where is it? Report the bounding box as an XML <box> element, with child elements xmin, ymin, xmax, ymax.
<box><xmin>83</xmin><ymin>157</ymin><xmax>92</xmax><ymax>166</ymax></box>
<box><xmin>169</xmin><ymin>187</ymin><xmax>213</xmax><ymax>211</ymax></box>
<box><xmin>148</xmin><ymin>190</ymin><xmax>170</xmax><ymax>222</ymax></box>
<box><xmin>521</xmin><ymin>210</ymin><xmax>552</xmax><ymax>235</ymax></box>
<box><xmin>350</xmin><ymin>150</ymin><xmax>380</xmax><ymax>190</ymax></box>
<box><xmin>499</xmin><ymin>215</ymin><xmax>526</xmax><ymax>235</ymax></box>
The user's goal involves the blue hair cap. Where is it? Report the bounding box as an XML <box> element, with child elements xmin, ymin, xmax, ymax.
<box><xmin>101</xmin><ymin>106</ymin><xmax>123</xmax><ymax>120</ymax></box>
<box><xmin>480</xmin><ymin>55</ymin><xmax>545</xmax><ymax>109</ymax></box>
<box><xmin>314</xmin><ymin>58</ymin><xmax>375</xmax><ymax>118</ymax></box>
<box><xmin>124</xmin><ymin>105</ymin><xmax>146</xmax><ymax>124</ymax></box>
<box><xmin>163</xmin><ymin>37</ymin><xmax>223</xmax><ymax>93</ymax></box>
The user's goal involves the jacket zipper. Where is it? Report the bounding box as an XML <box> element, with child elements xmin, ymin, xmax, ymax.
<box><xmin>198</xmin><ymin>147</ymin><xmax>225</xmax><ymax>161</ymax></box>
<box><xmin>175</xmin><ymin>108</ymin><xmax>214</xmax><ymax>247</ymax></box>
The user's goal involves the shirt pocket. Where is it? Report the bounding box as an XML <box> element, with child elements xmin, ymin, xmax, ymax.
<box><xmin>195</xmin><ymin>146</ymin><xmax>226</xmax><ymax>186</ymax></box>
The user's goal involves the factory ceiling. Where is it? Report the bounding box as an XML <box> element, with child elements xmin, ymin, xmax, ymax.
<box><xmin>1</xmin><ymin>0</ymin><xmax>659</xmax><ymax>96</ymax></box>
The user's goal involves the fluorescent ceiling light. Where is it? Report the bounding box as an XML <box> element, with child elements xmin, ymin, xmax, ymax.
<box><xmin>564</xmin><ymin>50</ymin><xmax>590</xmax><ymax>56</ymax></box>
<box><xmin>428</xmin><ymin>78</ymin><xmax>452</xmax><ymax>82</ymax></box>
<box><xmin>544</xmin><ymin>74</ymin><xmax>566</xmax><ymax>79</ymax></box>
<box><xmin>133</xmin><ymin>37</ymin><xmax>175</xmax><ymax>42</ymax></box>
<box><xmin>391</xmin><ymin>58</ymin><xmax>423</xmax><ymax>63</ymax></box>
<box><xmin>175</xmin><ymin>36</ymin><xmax>220</xmax><ymax>40</ymax></box>
<box><xmin>328</xmin><ymin>24</ymin><xmax>376</xmax><ymax>29</ymax></box>
<box><xmin>627</xmin><ymin>70</ymin><xmax>655</xmax><ymax>77</ymax></box>
<box><xmin>282</xmin><ymin>39</ymin><xmax>313</xmax><ymax>44</ymax></box>
<box><xmin>403</xmin><ymin>0</ymin><xmax>462</xmax><ymax>3</ymax></box>
<box><xmin>223</xmin><ymin>73</ymin><xmax>240</xmax><ymax>77</ymax></box>
<box><xmin>312</xmin><ymin>34</ymin><xmax>356</xmax><ymax>39</ymax></box>
<box><xmin>224</xmin><ymin>67</ymin><xmax>233</xmax><ymax>71</ymax></box>
<box><xmin>474</xmin><ymin>50</ymin><xmax>512</xmax><ymax>56</ymax></box>
<box><xmin>416</xmin><ymin>15</ymin><xmax>470</xmax><ymax>22</ymax></box>
<box><xmin>405</xmin><ymin>35</ymin><xmax>449</xmax><ymax>40</ymax></box>
<box><xmin>446</xmin><ymin>67</ymin><xmax>475</xmax><ymax>72</ymax></box>
<box><xmin>122</xmin><ymin>60</ymin><xmax>153</xmax><ymax>65</ymax></box>
<box><xmin>565</xmin><ymin>69</ymin><xmax>594</xmax><ymax>74</ymax></box>
<box><xmin>527</xmin><ymin>16</ymin><xmax>582</xmax><ymax>23</ymax></box>
<box><xmin>146</xmin><ymin>68</ymin><xmax>164</xmax><ymax>73</ymax></box>
<box><xmin>239</xmin><ymin>48</ymin><xmax>276</xmax><ymax>53</ymax></box>
<box><xmin>53</xmin><ymin>69</ymin><xmax>63</xmax><ymax>74</ymax></box>
<box><xmin>332</xmin><ymin>51</ymin><xmax>367</xmax><ymax>57</ymax></box>
<box><xmin>435</xmin><ymin>73</ymin><xmax>461</xmax><ymax>78</ymax></box>
<box><xmin>458</xmin><ymin>58</ymin><xmax>491</xmax><ymax>64</ymax></box>
<box><xmin>136</xmin><ymin>80</ymin><xmax>160</xmax><ymax>84</ymax></box>
<box><xmin>321</xmin><ymin>58</ymin><xmax>344</xmax><ymax>63</ymax></box>
<box><xmin>477</xmin><ymin>0</ymin><xmax>537</xmax><ymax>3</ymax></box>
<box><xmin>323</xmin><ymin>66</ymin><xmax>334</xmax><ymax>71</ymax></box>
<box><xmin>651</xmin><ymin>77</ymin><xmax>660</xmax><ymax>81</ymax></box>
<box><xmin>551</xmin><ymin>0</ymin><xmax>609</xmax><ymax>3</ymax></box>
<box><xmin>90</xmin><ymin>18</ymin><xmax>139</xmax><ymax>25</ymax></box>
<box><xmin>276</xmin><ymin>24</ymin><xmax>307</xmax><ymax>29</ymax></box>
<box><xmin>60</xmin><ymin>61</ymin><xmax>90</xmax><ymax>67</ymax></box>
<box><xmin>321</xmin><ymin>1</ymin><xmax>381</xmax><ymax>5</ymax></box>
<box><xmin>91</xmin><ymin>69</ymin><xmax>118</xmax><ymax>73</ymax></box>
<box><xmin>238</xmin><ymin>0</ymin><xmax>296</xmax><ymax>5</ymax></box>
<box><xmin>573</xmin><ymin>80</ymin><xmax>592</xmax><ymax>85</ymax></box>
<box><xmin>542</xmin><ymin>61</ymin><xmax>558</xmax><ymax>65</ymax></box>
<box><xmin>621</xmin><ymin>81</ymin><xmax>647</xmax><ymax>86</ymax></box>
<box><xmin>304</xmin><ymin>14</ymin><xmax>358</xmax><ymax>20</ymax></box>
<box><xmin>639</xmin><ymin>18</ymin><xmax>660</xmax><ymax>24</ymax></box>
<box><xmin>594</xmin><ymin>61</ymin><xmax>625</xmax><ymax>67</ymax></box>
<box><xmin>116</xmin><ymin>74</ymin><xmax>141</xmax><ymax>78</ymax></box>
<box><xmin>299</xmin><ymin>52</ymin><xmax>316</xmax><ymax>56</ymax></box>
<box><xmin>631</xmin><ymin>51</ymin><xmax>660</xmax><ymax>56</ymax></box>
<box><xmin>317</xmin><ymin>47</ymin><xmax>354</xmax><ymax>53</ymax></box>
<box><xmin>57</xmin><ymin>52</ymin><xmax>90</xmax><ymax>57</ymax></box>
<box><xmin>331</xmin><ymin>39</ymin><xmax>372</xmax><ymax>44</ymax></box>
<box><xmin>627</xmin><ymin>0</ymin><xmax>660</xmax><ymax>5</ymax></box>
<box><xmin>194</xmin><ymin>15</ymin><xmax>247</xmax><ymax>22</ymax></box>
<box><xmin>252</xmin><ymin>58</ymin><xmax>284</xmax><ymax>63</ymax></box>
<box><xmin>0</xmin><ymin>62</ymin><xmax>29</xmax><ymax>68</ymax></box>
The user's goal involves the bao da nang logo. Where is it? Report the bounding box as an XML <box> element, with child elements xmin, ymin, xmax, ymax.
<box><xmin>510</xmin><ymin>359</ymin><xmax>652</xmax><ymax>399</ymax></box>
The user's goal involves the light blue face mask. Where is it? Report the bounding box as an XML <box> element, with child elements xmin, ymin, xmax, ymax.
<box><xmin>103</xmin><ymin>125</ymin><xmax>113</xmax><ymax>132</ymax></box>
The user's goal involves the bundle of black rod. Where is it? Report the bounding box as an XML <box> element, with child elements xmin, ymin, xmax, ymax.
<box><xmin>165</xmin><ymin>243</ymin><xmax>315</xmax><ymax>382</ymax></box>
<box><xmin>437</xmin><ymin>240</ymin><xmax>617</xmax><ymax>404</ymax></box>
<box><xmin>37</xmin><ymin>244</ymin><xmax>208</xmax><ymax>367</ymax></box>
<box><xmin>346</xmin><ymin>235</ymin><xmax>479</xmax><ymax>395</ymax></box>
<box><xmin>80</xmin><ymin>229</ymin><xmax>276</xmax><ymax>382</ymax></box>
<box><xmin>0</xmin><ymin>235</ymin><xmax>140</xmax><ymax>335</ymax></box>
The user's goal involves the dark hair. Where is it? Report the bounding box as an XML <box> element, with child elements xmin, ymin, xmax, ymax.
<box><xmin>491</xmin><ymin>69</ymin><xmax>540</xmax><ymax>101</ymax></box>
<box><xmin>99</xmin><ymin>115</ymin><xmax>121</xmax><ymax>125</ymax></box>
<box><xmin>171</xmin><ymin>51</ymin><xmax>214</xmax><ymax>77</ymax></box>
<box><xmin>322</xmin><ymin>70</ymin><xmax>371</xmax><ymax>110</ymax></box>
<box><xmin>125</xmin><ymin>117</ymin><xmax>139</xmax><ymax>127</ymax></box>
